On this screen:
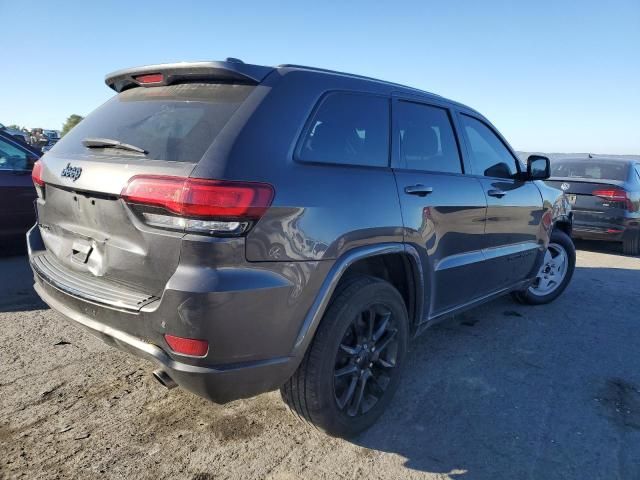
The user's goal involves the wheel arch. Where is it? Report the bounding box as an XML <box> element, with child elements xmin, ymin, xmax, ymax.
<box><xmin>290</xmin><ymin>243</ymin><xmax>424</xmax><ymax>359</ymax></box>
<box><xmin>554</xmin><ymin>211</ymin><xmax>573</xmax><ymax>237</ymax></box>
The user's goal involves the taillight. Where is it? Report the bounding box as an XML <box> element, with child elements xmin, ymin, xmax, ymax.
<box><xmin>121</xmin><ymin>175</ymin><xmax>274</xmax><ymax>235</ymax></box>
<box><xmin>592</xmin><ymin>188</ymin><xmax>634</xmax><ymax>211</ymax></box>
<box><xmin>164</xmin><ymin>334</ymin><xmax>209</xmax><ymax>357</ymax></box>
<box><xmin>134</xmin><ymin>73</ymin><xmax>164</xmax><ymax>84</ymax></box>
<box><xmin>592</xmin><ymin>189</ymin><xmax>626</xmax><ymax>201</ymax></box>
<box><xmin>32</xmin><ymin>160</ymin><xmax>44</xmax><ymax>187</ymax></box>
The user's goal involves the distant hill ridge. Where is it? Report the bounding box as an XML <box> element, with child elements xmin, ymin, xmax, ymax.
<box><xmin>517</xmin><ymin>152</ymin><xmax>640</xmax><ymax>162</ymax></box>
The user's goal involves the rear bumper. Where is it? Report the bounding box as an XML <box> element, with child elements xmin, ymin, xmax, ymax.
<box><xmin>33</xmin><ymin>276</ymin><xmax>295</xmax><ymax>403</ymax></box>
<box><xmin>27</xmin><ymin>225</ymin><xmax>306</xmax><ymax>403</ymax></box>
<box><xmin>572</xmin><ymin>218</ymin><xmax>640</xmax><ymax>242</ymax></box>
<box><xmin>572</xmin><ymin>226</ymin><xmax>626</xmax><ymax>241</ymax></box>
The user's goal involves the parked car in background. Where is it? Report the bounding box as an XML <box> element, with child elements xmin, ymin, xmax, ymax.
<box><xmin>0</xmin><ymin>130</ymin><xmax>40</xmax><ymax>241</ymax></box>
<box><xmin>43</xmin><ymin>130</ymin><xmax>60</xmax><ymax>142</ymax></box>
<box><xmin>28</xmin><ymin>59</ymin><xmax>574</xmax><ymax>437</ymax></box>
<box><xmin>41</xmin><ymin>141</ymin><xmax>57</xmax><ymax>153</ymax></box>
<box><xmin>43</xmin><ymin>130</ymin><xmax>61</xmax><ymax>150</ymax></box>
<box><xmin>546</xmin><ymin>157</ymin><xmax>640</xmax><ymax>255</ymax></box>
<box><xmin>0</xmin><ymin>123</ymin><xmax>31</xmax><ymax>145</ymax></box>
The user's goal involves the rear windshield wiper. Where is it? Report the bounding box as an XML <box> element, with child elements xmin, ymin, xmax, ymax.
<box><xmin>82</xmin><ymin>137</ymin><xmax>147</xmax><ymax>155</ymax></box>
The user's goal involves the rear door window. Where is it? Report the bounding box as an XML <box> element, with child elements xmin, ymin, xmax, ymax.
<box><xmin>394</xmin><ymin>101</ymin><xmax>462</xmax><ymax>173</ymax></box>
<box><xmin>297</xmin><ymin>92</ymin><xmax>389</xmax><ymax>167</ymax></box>
<box><xmin>460</xmin><ymin>115</ymin><xmax>518</xmax><ymax>179</ymax></box>
<box><xmin>51</xmin><ymin>83</ymin><xmax>255</xmax><ymax>163</ymax></box>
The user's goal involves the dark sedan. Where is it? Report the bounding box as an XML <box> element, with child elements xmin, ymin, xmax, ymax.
<box><xmin>0</xmin><ymin>130</ymin><xmax>40</xmax><ymax>242</ymax></box>
<box><xmin>546</xmin><ymin>157</ymin><xmax>640</xmax><ymax>255</ymax></box>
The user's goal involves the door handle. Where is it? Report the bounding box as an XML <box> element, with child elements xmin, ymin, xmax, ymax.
<box><xmin>404</xmin><ymin>185</ymin><xmax>433</xmax><ymax>197</ymax></box>
<box><xmin>487</xmin><ymin>189</ymin><xmax>507</xmax><ymax>198</ymax></box>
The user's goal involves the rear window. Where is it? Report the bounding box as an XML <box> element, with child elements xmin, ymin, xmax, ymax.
<box><xmin>51</xmin><ymin>83</ymin><xmax>255</xmax><ymax>162</ymax></box>
<box><xmin>297</xmin><ymin>92</ymin><xmax>389</xmax><ymax>168</ymax></box>
<box><xmin>550</xmin><ymin>161</ymin><xmax>629</xmax><ymax>182</ymax></box>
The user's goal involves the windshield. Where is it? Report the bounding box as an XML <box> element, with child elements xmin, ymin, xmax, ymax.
<box><xmin>550</xmin><ymin>161</ymin><xmax>629</xmax><ymax>182</ymax></box>
<box><xmin>51</xmin><ymin>83</ymin><xmax>255</xmax><ymax>163</ymax></box>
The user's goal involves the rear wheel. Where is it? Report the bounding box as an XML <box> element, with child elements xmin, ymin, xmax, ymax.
<box><xmin>513</xmin><ymin>229</ymin><xmax>575</xmax><ymax>305</ymax></box>
<box><xmin>281</xmin><ymin>276</ymin><xmax>408</xmax><ymax>438</ymax></box>
<box><xmin>623</xmin><ymin>231</ymin><xmax>640</xmax><ymax>256</ymax></box>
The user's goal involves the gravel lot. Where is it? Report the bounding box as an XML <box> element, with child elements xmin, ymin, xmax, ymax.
<box><xmin>1</xmin><ymin>241</ymin><xmax>639</xmax><ymax>479</ymax></box>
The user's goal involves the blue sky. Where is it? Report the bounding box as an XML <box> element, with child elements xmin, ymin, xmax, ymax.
<box><xmin>1</xmin><ymin>0</ymin><xmax>638</xmax><ymax>154</ymax></box>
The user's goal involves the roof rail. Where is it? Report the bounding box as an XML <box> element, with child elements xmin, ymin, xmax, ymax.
<box><xmin>277</xmin><ymin>64</ymin><xmax>437</xmax><ymax>97</ymax></box>
<box><xmin>105</xmin><ymin>61</ymin><xmax>273</xmax><ymax>92</ymax></box>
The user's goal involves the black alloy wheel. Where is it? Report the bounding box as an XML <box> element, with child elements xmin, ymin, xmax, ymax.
<box><xmin>333</xmin><ymin>305</ymin><xmax>399</xmax><ymax>417</ymax></box>
<box><xmin>281</xmin><ymin>275</ymin><xmax>408</xmax><ymax>437</ymax></box>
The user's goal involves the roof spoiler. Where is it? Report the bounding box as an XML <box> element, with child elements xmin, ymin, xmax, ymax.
<box><xmin>105</xmin><ymin>60</ymin><xmax>273</xmax><ymax>92</ymax></box>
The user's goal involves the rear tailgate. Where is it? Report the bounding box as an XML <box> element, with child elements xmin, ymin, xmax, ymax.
<box><xmin>33</xmin><ymin>81</ymin><xmax>257</xmax><ymax>301</ymax></box>
<box><xmin>36</xmin><ymin>155</ymin><xmax>193</xmax><ymax>297</ymax></box>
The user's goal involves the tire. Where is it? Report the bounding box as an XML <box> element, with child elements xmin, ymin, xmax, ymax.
<box><xmin>281</xmin><ymin>275</ymin><xmax>409</xmax><ymax>438</ymax></box>
<box><xmin>623</xmin><ymin>232</ymin><xmax>640</xmax><ymax>256</ymax></box>
<box><xmin>512</xmin><ymin>229</ymin><xmax>576</xmax><ymax>305</ymax></box>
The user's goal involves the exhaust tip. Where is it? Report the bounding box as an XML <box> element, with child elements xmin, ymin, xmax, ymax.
<box><xmin>152</xmin><ymin>369</ymin><xmax>177</xmax><ymax>390</ymax></box>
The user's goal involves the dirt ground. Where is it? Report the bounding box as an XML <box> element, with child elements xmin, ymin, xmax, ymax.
<box><xmin>1</xmin><ymin>240</ymin><xmax>639</xmax><ymax>480</ymax></box>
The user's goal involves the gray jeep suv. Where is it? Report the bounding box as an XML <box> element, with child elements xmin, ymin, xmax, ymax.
<box><xmin>28</xmin><ymin>59</ymin><xmax>574</xmax><ymax>437</ymax></box>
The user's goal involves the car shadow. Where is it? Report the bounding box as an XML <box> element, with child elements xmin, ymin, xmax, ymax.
<box><xmin>352</xmin><ymin>264</ymin><xmax>640</xmax><ymax>479</ymax></box>
<box><xmin>0</xmin><ymin>251</ymin><xmax>48</xmax><ymax>313</ymax></box>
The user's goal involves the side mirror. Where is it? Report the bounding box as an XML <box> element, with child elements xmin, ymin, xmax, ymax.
<box><xmin>527</xmin><ymin>155</ymin><xmax>550</xmax><ymax>180</ymax></box>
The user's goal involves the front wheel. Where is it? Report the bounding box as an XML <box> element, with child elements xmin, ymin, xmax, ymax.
<box><xmin>281</xmin><ymin>276</ymin><xmax>408</xmax><ymax>438</ymax></box>
<box><xmin>513</xmin><ymin>229</ymin><xmax>576</xmax><ymax>305</ymax></box>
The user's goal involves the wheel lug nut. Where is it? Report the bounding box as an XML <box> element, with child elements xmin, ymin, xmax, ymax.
<box><xmin>369</xmin><ymin>362</ymin><xmax>373</xmax><ymax>368</ymax></box>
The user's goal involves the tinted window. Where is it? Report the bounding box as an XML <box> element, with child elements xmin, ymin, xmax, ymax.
<box><xmin>0</xmin><ymin>137</ymin><xmax>31</xmax><ymax>171</ymax></box>
<box><xmin>395</xmin><ymin>101</ymin><xmax>461</xmax><ymax>173</ymax></box>
<box><xmin>298</xmin><ymin>93</ymin><xmax>389</xmax><ymax>167</ymax></box>
<box><xmin>461</xmin><ymin>115</ymin><xmax>518</xmax><ymax>178</ymax></box>
<box><xmin>550</xmin><ymin>161</ymin><xmax>630</xmax><ymax>182</ymax></box>
<box><xmin>51</xmin><ymin>83</ymin><xmax>255</xmax><ymax>162</ymax></box>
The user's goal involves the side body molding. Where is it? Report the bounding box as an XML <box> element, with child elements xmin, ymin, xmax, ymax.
<box><xmin>291</xmin><ymin>243</ymin><xmax>424</xmax><ymax>357</ymax></box>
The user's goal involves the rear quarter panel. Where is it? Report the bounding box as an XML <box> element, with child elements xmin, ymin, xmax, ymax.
<box><xmin>192</xmin><ymin>70</ymin><xmax>405</xmax><ymax>262</ymax></box>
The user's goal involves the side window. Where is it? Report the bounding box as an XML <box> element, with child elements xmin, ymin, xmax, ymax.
<box><xmin>298</xmin><ymin>92</ymin><xmax>389</xmax><ymax>167</ymax></box>
<box><xmin>395</xmin><ymin>101</ymin><xmax>462</xmax><ymax>173</ymax></box>
<box><xmin>0</xmin><ymin>138</ymin><xmax>30</xmax><ymax>171</ymax></box>
<box><xmin>461</xmin><ymin>115</ymin><xmax>518</xmax><ymax>179</ymax></box>
<box><xmin>635</xmin><ymin>165</ymin><xmax>640</xmax><ymax>182</ymax></box>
